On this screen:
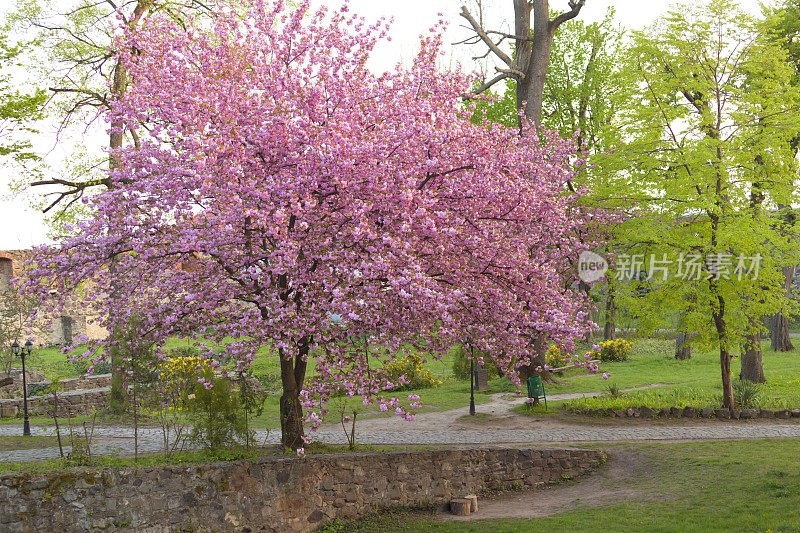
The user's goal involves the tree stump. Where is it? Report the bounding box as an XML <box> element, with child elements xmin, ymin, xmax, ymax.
<box><xmin>464</xmin><ymin>494</ymin><xmax>478</xmax><ymax>512</ymax></box>
<box><xmin>450</xmin><ymin>498</ymin><xmax>472</xmax><ymax>516</ymax></box>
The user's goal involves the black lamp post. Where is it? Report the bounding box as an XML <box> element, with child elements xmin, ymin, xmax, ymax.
<box><xmin>11</xmin><ymin>340</ymin><xmax>32</xmax><ymax>436</ymax></box>
<box><xmin>468</xmin><ymin>340</ymin><xmax>476</xmax><ymax>416</ymax></box>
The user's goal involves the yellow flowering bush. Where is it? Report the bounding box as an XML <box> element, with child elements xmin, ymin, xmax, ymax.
<box><xmin>381</xmin><ymin>353</ymin><xmax>442</xmax><ymax>391</ymax></box>
<box><xmin>545</xmin><ymin>345</ymin><xmax>569</xmax><ymax>368</ymax></box>
<box><xmin>159</xmin><ymin>348</ymin><xmax>224</xmax><ymax>410</ymax></box>
<box><xmin>589</xmin><ymin>339</ymin><xmax>632</xmax><ymax>363</ymax></box>
<box><xmin>158</xmin><ymin>348</ymin><xmax>258</xmax><ymax>449</ymax></box>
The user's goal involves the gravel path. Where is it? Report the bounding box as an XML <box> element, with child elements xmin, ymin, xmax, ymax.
<box><xmin>3</xmin><ymin>408</ymin><xmax>800</xmax><ymax>463</ymax></box>
<box><xmin>2</xmin><ymin>383</ymin><xmax>798</xmax><ymax>463</ymax></box>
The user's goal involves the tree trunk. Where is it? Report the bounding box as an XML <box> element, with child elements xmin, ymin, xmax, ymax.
<box><xmin>711</xmin><ymin>296</ymin><xmax>736</xmax><ymax>409</ymax></box>
<box><xmin>603</xmin><ymin>282</ymin><xmax>616</xmax><ymax>341</ymax></box>
<box><xmin>769</xmin><ymin>265</ymin><xmax>795</xmax><ymax>352</ymax></box>
<box><xmin>516</xmin><ymin>1</ymin><xmax>556</xmax><ymax>128</ymax></box>
<box><xmin>519</xmin><ymin>333</ymin><xmax>556</xmax><ymax>387</ymax></box>
<box><xmin>770</xmin><ymin>313</ymin><xmax>794</xmax><ymax>352</ymax></box>
<box><xmin>579</xmin><ymin>280</ymin><xmax>594</xmax><ymax>343</ymax></box>
<box><xmin>279</xmin><ymin>338</ymin><xmax>309</xmax><ymax>450</ymax></box>
<box><xmin>740</xmin><ymin>331</ymin><xmax>765</xmax><ymax>383</ymax></box>
<box><xmin>279</xmin><ymin>392</ymin><xmax>304</xmax><ymax>450</ymax></box>
<box><xmin>675</xmin><ymin>312</ymin><xmax>692</xmax><ymax>360</ymax></box>
<box><xmin>107</xmin><ymin>53</ymin><xmax>130</xmax><ymax>414</ymax></box>
<box><xmin>675</xmin><ymin>331</ymin><xmax>692</xmax><ymax>360</ymax></box>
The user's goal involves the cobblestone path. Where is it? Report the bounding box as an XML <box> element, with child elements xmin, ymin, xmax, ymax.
<box><xmin>2</xmin><ymin>420</ymin><xmax>800</xmax><ymax>463</ymax></box>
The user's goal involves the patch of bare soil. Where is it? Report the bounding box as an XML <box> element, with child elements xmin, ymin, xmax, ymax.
<box><xmin>439</xmin><ymin>449</ymin><xmax>659</xmax><ymax>522</ymax></box>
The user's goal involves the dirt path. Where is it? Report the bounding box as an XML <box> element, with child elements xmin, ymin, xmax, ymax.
<box><xmin>441</xmin><ymin>449</ymin><xmax>657</xmax><ymax>522</ymax></box>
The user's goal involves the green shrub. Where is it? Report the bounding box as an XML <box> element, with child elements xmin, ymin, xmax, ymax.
<box><xmin>71</xmin><ymin>359</ymin><xmax>112</xmax><ymax>376</ymax></box>
<box><xmin>604</xmin><ymin>382</ymin><xmax>622</xmax><ymax>398</ymax></box>
<box><xmin>159</xmin><ymin>350</ymin><xmax>263</xmax><ymax>449</ymax></box>
<box><xmin>733</xmin><ymin>379</ymin><xmax>762</xmax><ymax>409</ymax></box>
<box><xmin>187</xmin><ymin>373</ymin><xmax>249</xmax><ymax>449</ymax></box>
<box><xmin>451</xmin><ymin>344</ymin><xmax>502</xmax><ymax>381</ymax></box>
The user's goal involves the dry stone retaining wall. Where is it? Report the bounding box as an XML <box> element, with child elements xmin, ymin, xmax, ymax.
<box><xmin>0</xmin><ymin>387</ymin><xmax>109</xmax><ymax>418</ymax></box>
<box><xmin>0</xmin><ymin>447</ymin><xmax>605</xmax><ymax>532</ymax></box>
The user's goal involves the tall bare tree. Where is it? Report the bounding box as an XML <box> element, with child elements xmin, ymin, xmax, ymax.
<box><xmin>7</xmin><ymin>0</ymin><xmax>211</xmax><ymax>412</ymax></box>
<box><xmin>460</xmin><ymin>0</ymin><xmax>586</xmax><ymax>127</ymax></box>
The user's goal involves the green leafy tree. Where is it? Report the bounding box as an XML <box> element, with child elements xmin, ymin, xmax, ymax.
<box><xmin>0</xmin><ymin>28</ymin><xmax>45</xmax><ymax>165</ymax></box>
<box><xmin>763</xmin><ymin>0</ymin><xmax>800</xmax><ymax>353</ymax></box>
<box><xmin>600</xmin><ymin>0</ymin><xmax>800</xmax><ymax>406</ymax></box>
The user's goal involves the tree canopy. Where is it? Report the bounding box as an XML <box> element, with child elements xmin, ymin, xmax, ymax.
<box><xmin>25</xmin><ymin>0</ymin><xmax>600</xmax><ymax>447</ymax></box>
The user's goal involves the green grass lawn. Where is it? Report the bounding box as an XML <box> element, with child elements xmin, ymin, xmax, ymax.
<box><xmin>552</xmin><ymin>339</ymin><xmax>800</xmax><ymax>411</ymax></box>
<box><xmin>14</xmin><ymin>335</ymin><xmax>800</xmax><ymax>428</ymax></box>
<box><xmin>324</xmin><ymin>438</ymin><xmax>800</xmax><ymax>532</ymax></box>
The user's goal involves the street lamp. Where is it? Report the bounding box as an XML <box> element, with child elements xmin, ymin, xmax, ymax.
<box><xmin>11</xmin><ymin>340</ymin><xmax>32</xmax><ymax>436</ymax></box>
<box><xmin>467</xmin><ymin>339</ymin><xmax>476</xmax><ymax>416</ymax></box>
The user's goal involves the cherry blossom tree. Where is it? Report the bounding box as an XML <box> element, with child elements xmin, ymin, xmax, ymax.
<box><xmin>25</xmin><ymin>0</ymin><xmax>599</xmax><ymax>448</ymax></box>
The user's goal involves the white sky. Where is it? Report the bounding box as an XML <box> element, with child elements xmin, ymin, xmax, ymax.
<box><xmin>0</xmin><ymin>0</ymin><xmax>770</xmax><ymax>249</ymax></box>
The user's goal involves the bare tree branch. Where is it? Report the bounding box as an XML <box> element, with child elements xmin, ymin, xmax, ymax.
<box><xmin>459</xmin><ymin>6</ymin><xmax>519</xmax><ymax>71</ymax></box>
<box><xmin>552</xmin><ymin>0</ymin><xmax>586</xmax><ymax>29</ymax></box>
<box><xmin>462</xmin><ymin>73</ymin><xmax>510</xmax><ymax>100</ymax></box>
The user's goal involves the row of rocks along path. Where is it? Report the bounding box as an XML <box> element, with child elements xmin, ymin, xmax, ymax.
<box><xmin>3</xmin><ymin>384</ymin><xmax>800</xmax><ymax>463</ymax></box>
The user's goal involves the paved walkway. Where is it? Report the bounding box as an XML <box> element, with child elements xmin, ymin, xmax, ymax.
<box><xmin>3</xmin><ymin>422</ymin><xmax>800</xmax><ymax>463</ymax></box>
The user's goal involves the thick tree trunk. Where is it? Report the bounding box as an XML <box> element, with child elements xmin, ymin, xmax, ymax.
<box><xmin>603</xmin><ymin>282</ymin><xmax>616</xmax><ymax>341</ymax></box>
<box><xmin>770</xmin><ymin>313</ymin><xmax>794</xmax><ymax>352</ymax></box>
<box><xmin>711</xmin><ymin>296</ymin><xmax>736</xmax><ymax>409</ymax></box>
<box><xmin>769</xmin><ymin>265</ymin><xmax>795</xmax><ymax>352</ymax></box>
<box><xmin>518</xmin><ymin>333</ymin><xmax>556</xmax><ymax>390</ymax></box>
<box><xmin>279</xmin><ymin>392</ymin><xmax>304</xmax><ymax>449</ymax></box>
<box><xmin>740</xmin><ymin>331</ymin><xmax>765</xmax><ymax>383</ymax></box>
<box><xmin>279</xmin><ymin>339</ymin><xmax>309</xmax><ymax>449</ymax></box>
<box><xmin>516</xmin><ymin>0</ymin><xmax>556</xmax><ymax>128</ymax></box>
<box><xmin>675</xmin><ymin>312</ymin><xmax>692</xmax><ymax>360</ymax></box>
<box><xmin>675</xmin><ymin>331</ymin><xmax>692</xmax><ymax>360</ymax></box>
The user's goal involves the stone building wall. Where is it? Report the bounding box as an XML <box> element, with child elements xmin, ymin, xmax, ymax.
<box><xmin>0</xmin><ymin>447</ymin><xmax>605</xmax><ymax>532</ymax></box>
<box><xmin>0</xmin><ymin>249</ymin><xmax>108</xmax><ymax>347</ymax></box>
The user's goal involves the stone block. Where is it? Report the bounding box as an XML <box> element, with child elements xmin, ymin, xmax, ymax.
<box><xmin>639</xmin><ymin>406</ymin><xmax>655</xmax><ymax>419</ymax></box>
<box><xmin>700</xmin><ymin>407</ymin><xmax>715</xmax><ymax>418</ymax></box>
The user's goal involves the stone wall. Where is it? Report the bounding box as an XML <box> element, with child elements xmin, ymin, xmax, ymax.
<box><xmin>0</xmin><ymin>447</ymin><xmax>605</xmax><ymax>532</ymax></box>
<box><xmin>0</xmin><ymin>249</ymin><xmax>108</xmax><ymax>346</ymax></box>
<box><xmin>0</xmin><ymin>386</ymin><xmax>109</xmax><ymax>418</ymax></box>
<box><xmin>0</xmin><ymin>372</ymin><xmax>112</xmax><ymax>398</ymax></box>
